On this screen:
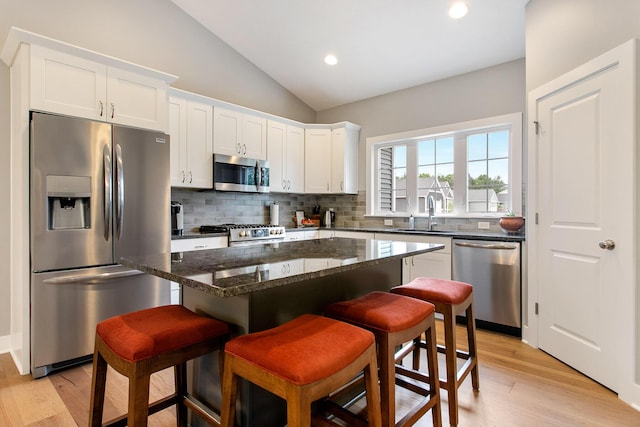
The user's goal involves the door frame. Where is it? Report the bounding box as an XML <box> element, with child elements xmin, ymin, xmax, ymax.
<box><xmin>526</xmin><ymin>39</ymin><xmax>638</xmax><ymax>407</ymax></box>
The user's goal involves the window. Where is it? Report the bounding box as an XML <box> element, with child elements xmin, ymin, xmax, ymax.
<box><xmin>366</xmin><ymin>113</ymin><xmax>522</xmax><ymax>217</ymax></box>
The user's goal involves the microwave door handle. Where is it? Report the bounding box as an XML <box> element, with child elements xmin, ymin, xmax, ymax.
<box><xmin>103</xmin><ymin>145</ymin><xmax>112</xmax><ymax>241</ymax></box>
<box><xmin>115</xmin><ymin>144</ymin><xmax>125</xmax><ymax>240</ymax></box>
<box><xmin>255</xmin><ymin>162</ymin><xmax>261</xmax><ymax>191</ymax></box>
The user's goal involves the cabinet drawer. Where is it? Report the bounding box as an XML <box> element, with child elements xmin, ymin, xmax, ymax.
<box><xmin>373</xmin><ymin>233</ymin><xmax>451</xmax><ymax>253</ymax></box>
<box><xmin>171</xmin><ymin>236</ymin><xmax>227</xmax><ymax>252</ymax></box>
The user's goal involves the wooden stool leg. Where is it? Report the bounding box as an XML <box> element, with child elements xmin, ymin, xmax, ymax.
<box><xmin>175</xmin><ymin>362</ymin><xmax>188</xmax><ymax>427</ymax></box>
<box><xmin>129</xmin><ymin>365</ymin><xmax>152</xmax><ymax>427</ymax></box>
<box><xmin>443</xmin><ymin>308</ymin><xmax>459</xmax><ymax>426</ymax></box>
<box><xmin>364</xmin><ymin>349</ymin><xmax>383</xmax><ymax>427</ymax></box>
<box><xmin>286</xmin><ymin>390</ymin><xmax>311</xmax><ymax>427</ymax></box>
<box><xmin>466</xmin><ymin>304</ymin><xmax>480</xmax><ymax>391</ymax></box>
<box><xmin>89</xmin><ymin>350</ymin><xmax>108</xmax><ymax>427</ymax></box>
<box><xmin>378</xmin><ymin>334</ymin><xmax>395</xmax><ymax>427</ymax></box>
<box><xmin>412</xmin><ymin>336</ymin><xmax>421</xmax><ymax>371</ymax></box>
<box><xmin>220</xmin><ymin>357</ymin><xmax>238</xmax><ymax>427</ymax></box>
<box><xmin>425</xmin><ymin>322</ymin><xmax>442</xmax><ymax>427</ymax></box>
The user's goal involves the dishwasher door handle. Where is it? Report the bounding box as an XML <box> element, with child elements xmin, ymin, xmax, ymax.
<box><xmin>454</xmin><ymin>241</ymin><xmax>519</xmax><ymax>250</ymax></box>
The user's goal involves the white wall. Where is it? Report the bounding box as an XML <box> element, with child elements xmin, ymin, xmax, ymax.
<box><xmin>316</xmin><ymin>59</ymin><xmax>526</xmax><ymax>192</ymax></box>
<box><xmin>0</xmin><ymin>0</ymin><xmax>316</xmax><ymax>340</ymax></box>
<box><xmin>526</xmin><ymin>0</ymin><xmax>640</xmax><ymax>409</ymax></box>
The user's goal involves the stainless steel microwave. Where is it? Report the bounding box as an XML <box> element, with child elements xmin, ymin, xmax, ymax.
<box><xmin>213</xmin><ymin>154</ymin><xmax>270</xmax><ymax>193</ymax></box>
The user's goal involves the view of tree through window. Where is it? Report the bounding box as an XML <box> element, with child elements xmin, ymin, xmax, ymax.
<box><xmin>370</xmin><ymin>113</ymin><xmax>521</xmax><ymax>217</ymax></box>
<box><xmin>467</xmin><ymin>130</ymin><xmax>509</xmax><ymax>212</ymax></box>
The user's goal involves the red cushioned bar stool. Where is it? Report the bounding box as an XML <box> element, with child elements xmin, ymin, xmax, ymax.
<box><xmin>325</xmin><ymin>291</ymin><xmax>442</xmax><ymax>427</ymax></box>
<box><xmin>89</xmin><ymin>305</ymin><xmax>230</xmax><ymax>427</ymax></box>
<box><xmin>391</xmin><ymin>278</ymin><xmax>479</xmax><ymax>427</ymax></box>
<box><xmin>220</xmin><ymin>314</ymin><xmax>382</xmax><ymax>427</ymax></box>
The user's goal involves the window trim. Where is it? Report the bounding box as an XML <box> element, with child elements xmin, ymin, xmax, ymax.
<box><xmin>365</xmin><ymin>112</ymin><xmax>523</xmax><ymax>217</ymax></box>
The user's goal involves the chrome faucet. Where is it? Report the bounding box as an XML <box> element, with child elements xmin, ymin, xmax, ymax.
<box><xmin>427</xmin><ymin>195</ymin><xmax>437</xmax><ymax>231</ymax></box>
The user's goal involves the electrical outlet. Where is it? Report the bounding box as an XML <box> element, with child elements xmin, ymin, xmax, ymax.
<box><xmin>384</xmin><ymin>219</ymin><xmax>393</xmax><ymax>226</ymax></box>
<box><xmin>477</xmin><ymin>221</ymin><xmax>490</xmax><ymax>229</ymax></box>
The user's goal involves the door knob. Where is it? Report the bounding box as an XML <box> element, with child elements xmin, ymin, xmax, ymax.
<box><xmin>598</xmin><ymin>240</ymin><xmax>616</xmax><ymax>250</ymax></box>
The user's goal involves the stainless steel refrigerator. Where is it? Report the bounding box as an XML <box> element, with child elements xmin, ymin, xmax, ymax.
<box><xmin>30</xmin><ymin>112</ymin><xmax>171</xmax><ymax>378</ymax></box>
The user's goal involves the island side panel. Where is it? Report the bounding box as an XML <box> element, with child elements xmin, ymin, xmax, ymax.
<box><xmin>184</xmin><ymin>257</ymin><xmax>402</xmax><ymax>427</ymax></box>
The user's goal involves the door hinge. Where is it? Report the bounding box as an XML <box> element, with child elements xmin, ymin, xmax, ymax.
<box><xmin>535</xmin><ymin>302</ymin><xmax>539</xmax><ymax>315</ymax></box>
<box><xmin>535</xmin><ymin>212</ymin><xmax>539</xmax><ymax>224</ymax></box>
<box><xmin>534</xmin><ymin>121</ymin><xmax>540</xmax><ymax>135</ymax></box>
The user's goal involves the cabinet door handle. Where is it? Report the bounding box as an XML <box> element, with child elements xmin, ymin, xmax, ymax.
<box><xmin>188</xmin><ymin>171</ymin><xmax>193</xmax><ymax>184</ymax></box>
<box><xmin>98</xmin><ymin>100</ymin><xmax>104</xmax><ymax>117</ymax></box>
<box><xmin>193</xmin><ymin>245</ymin><xmax>207</xmax><ymax>249</ymax></box>
<box><xmin>236</xmin><ymin>142</ymin><xmax>241</xmax><ymax>153</ymax></box>
<box><xmin>287</xmin><ymin>179</ymin><xmax>291</xmax><ymax>190</ymax></box>
<box><xmin>181</xmin><ymin>171</ymin><xmax>185</xmax><ymax>183</ymax></box>
<box><xmin>110</xmin><ymin>103</ymin><xmax>115</xmax><ymax>119</ymax></box>
<box><xmin>243</xmin><ymin>144</ymin><xmax>247</xmax><ymax>155</ymax></box>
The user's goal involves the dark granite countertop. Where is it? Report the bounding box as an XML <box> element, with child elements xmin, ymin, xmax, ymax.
<box><xmin>285</xmin><ymin>226</ymin><xmax>525</xmax><ymax>242</ymax></box>
<box><xmin>121</xmin><ymin>237</ymin><xmax>444</xmax><ymax>297</ymax></box>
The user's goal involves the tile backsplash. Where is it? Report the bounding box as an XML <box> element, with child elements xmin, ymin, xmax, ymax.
<box><xmin>171</xmin><ymin>189</ymin><xmax>508</xmax><ymax>234</ymax></box>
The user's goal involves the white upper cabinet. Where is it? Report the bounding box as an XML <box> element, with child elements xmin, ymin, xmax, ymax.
<box><xmin>29</xmin><ymin>44</ymin><xmax>171</xmax><ymax>132</ymax></box>
<box><xmin>331</xmin><ymin>125</ymin><xmax>359</xmax><ymax>194</ymax></box>
<box><xmin>242</xmin><ymin>114</ymin><xmax>267</xmax><ymax>159</ymax></box>
<box><xmin>304</xmin><ymin>128</ymin><xmax>332</xmax><ymax>193</ymax></box>
<box><xmin>169</xmin><ymin>92</ymin><xmax>213</xmax><ymax>188</ymax></box>
<box><xmin>213</xmin><ymin>107</ymin><xmax>267</xmax><ymax>160</ymax></box>
<box><xmin>267</xmin><ymin>120</ymin><xmax>304</xmax><ymax>193</ymax></box>
<box><xmin>305</xmin><ymin>123</ymin><xmax>360</xmax><ymax>194</ymax></box>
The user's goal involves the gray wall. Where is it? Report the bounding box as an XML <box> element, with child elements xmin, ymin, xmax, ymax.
<box><xmin>317</xmin><ymin>59</ymin><xmax>526</xmax><ymax>191</ymax></box>
<box><xmin>526</xmin><ymin>0</ymin><xmax>640</xmax><ymax>93</ymax></box>
<box><xmin>0</xmin><ymin>0</ymin><xmax>315</xmax><ymax>338</ymax></box>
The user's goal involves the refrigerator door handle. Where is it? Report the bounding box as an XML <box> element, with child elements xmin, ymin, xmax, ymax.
<box><xmin>115</xmin><ymin>144</ymin><xmax>125</xmax><ymax>240</ymax></box>
<box><xmin>42</xmin><ymin>269</ymin><xmax>145</xmax><ymax>285</ymax></box>
<box><xmin>103</xmin><ymin>145</ymin><xmax>112</xmax><ymax>241</ymax></box>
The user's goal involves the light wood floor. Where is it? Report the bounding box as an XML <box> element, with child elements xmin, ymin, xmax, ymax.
<box><xmin>1</xmin><ymin>323</ymin><xmax>639</xmax><ymax>426</ymax></box>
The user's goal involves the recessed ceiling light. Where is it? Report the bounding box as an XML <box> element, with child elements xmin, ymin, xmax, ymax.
<box><xmin>449</xmin><ymin>1</ymin><xmax>468</xmax><ymax>19</ymax></box>
<box><xmin>324</xmin><ymin>54</ymin><xmax>338</xmax><ymax>66</ymax></box>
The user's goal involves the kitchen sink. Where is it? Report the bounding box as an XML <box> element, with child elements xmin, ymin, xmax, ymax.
<box><xmin>391</xmin><ymin>228</ymin><xmax>449</xmax><ymax>233</ymax></box>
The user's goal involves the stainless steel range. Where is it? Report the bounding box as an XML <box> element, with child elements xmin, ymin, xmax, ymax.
<box><xmin>200</xmin><ymin>224</ymin><xmax>286</xmax><ymax>246</ymax></box>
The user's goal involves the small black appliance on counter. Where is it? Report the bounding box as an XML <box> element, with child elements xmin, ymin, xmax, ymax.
<box><xmin>171</xmin><ymin>201</ymin><xmax>184</xmax><ymax>236</ymax></box>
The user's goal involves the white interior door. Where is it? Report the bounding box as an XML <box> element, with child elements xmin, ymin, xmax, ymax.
<box><xmin>531</xmin><ymin>40</ymin><xmax>635</xmax><ymax>392</ymax></box>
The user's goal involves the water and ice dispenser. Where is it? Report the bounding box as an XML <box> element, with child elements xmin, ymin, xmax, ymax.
<box><xmin>46</xmin><ymin>175</ymin><xmax>91</xmax><ymax>230</ymax></box>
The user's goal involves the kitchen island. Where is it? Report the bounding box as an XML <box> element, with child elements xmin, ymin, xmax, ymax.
<box><xmin>120</xmin><ymin>237</ymin><xmax>444</xmax><ymax>426</ymax></box>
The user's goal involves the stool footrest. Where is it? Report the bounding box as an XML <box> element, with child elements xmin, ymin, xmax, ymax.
<box><xmin>103</xmin><ymin>394</ymin><xmax>179</xmax><ymax>427</ymax></box>
<box><xmin>184</xmin><ymin>394</ymin><xmax>222</xmax><ymax>426</ymax></box>
<box><xmin>317</xmin><ymin>400</ymin><xmax>370</xmax><ymax>427</ymax></box>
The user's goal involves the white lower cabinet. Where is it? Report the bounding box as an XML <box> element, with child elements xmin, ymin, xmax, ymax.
<box><xmin>374</xmin><ymin>233</ymin><xmax>452</xmax><ymax>282</ymax></box>
<box><xmin>284</xmin><ymin>230</ymin><xmax>318</xmax><ymax>241</ymax></box>
<box><xmin>334</xmin><ymin>231</ymin><xmax>373</xmax><ymax>240</ymax></box>
<box><xmin>169</xmin><ymin>236</ymin><xmax>228</xmax><ymax>303</ymax></box>
<box><xmin>268</xmin><ymin>259</ymin><xmax>304</xmax><ymax>280</ymax></box>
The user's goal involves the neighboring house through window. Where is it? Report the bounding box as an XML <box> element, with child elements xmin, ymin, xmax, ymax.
<box><xmin>366</xmin><ymin>113</ymin><xmax>522</xmax><ymax>217</ymax></box>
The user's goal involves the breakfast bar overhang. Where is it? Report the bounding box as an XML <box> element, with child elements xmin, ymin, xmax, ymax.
<box><xmin>120</xmin><ymin>237</ymin><xmax>445</xmax><ymax>426</ymax></box>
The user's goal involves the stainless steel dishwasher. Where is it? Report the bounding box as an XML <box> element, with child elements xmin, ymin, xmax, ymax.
<box><xmin>452</xmin><ymin>239</ymin><xmax>521</xmax><ymax>335</ymax></box>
